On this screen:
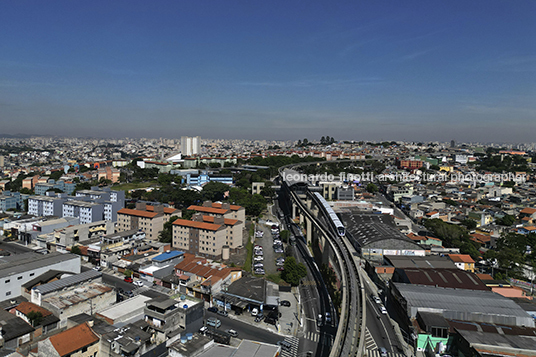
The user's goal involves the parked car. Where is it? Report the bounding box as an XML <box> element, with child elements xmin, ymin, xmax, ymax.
<box><xmin>254</xmin><ymin>314</ymin><xmax>265</xmax><ymax>322</ymax></box>
<box><xmin>254</xmin><ymin>269</ymin><xmax>265</xmax><ymax>275</ymax></box>
<box><xmin>124</xmin><ymin>290</ymin><xmax>134</xmax><ymax>298</ymax></box>
<box><xmin>226</xmin><ymin>329</ymin><xmax>238</xmax><ymax>337</ymax></box>
<box><xmin>325</xmin><ymin>312</ymin><xmax>332</xmax><ymax>324</ymax></box>
<box><xmin>277</xmin><ymin>267</ymin><xmax>284</xmax><ymax>272</ymax></box>
<box><xmin>206</xmin><ymin>317</ymin><xmax>221</xmax><ymax>328</ymax></box>
<box><xmin>93</xmin><ymin>266</ymin><xmax>102</xmax><ymax>271</ymax></box>
<box><xmin>199</xmin><ymin>326</ymin><xmax>208</xmax><ymax>334</ymax></box>
<box><xmin>253</xmin><ymin>263</ymin><xmax>264</xmax><ymax>268</ymax></box>
<box><xmin>251</xmin><ymin>308</ymin><xmax>259</xmax><ymax>316</ymax></box>
<box><xmin>254</xmin><ymin>255</ymin><xmax>264</xmax><ymax>262</ymax></box>
<box><xmin>217</xmin><ymin>310</ymin><xmax>229</xmax><ymax>317</ymax></box>
<box><xmin>134</xmin><ymin>280</ymin><xmax>144</xmax><ymax>287</ymax></box>
<box><xmin>280</xmin><ymin>300</ymin><xmax>291</xmax><ymax>307</ymax></box>
<box><xmin>124</xmin><ymin>277</ymin><xmax>133</xmax><ymax>283</ymax></box>
<box><xmin>207</xmin><ymin>306</ymin><xmax>219</xmax><ymax>313</ymax></box>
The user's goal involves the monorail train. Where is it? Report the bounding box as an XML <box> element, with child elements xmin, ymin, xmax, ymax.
<box><xmin>313</xmin><ymin>192</ymin><xmax>345</xmax><ymax>237</ymax></box>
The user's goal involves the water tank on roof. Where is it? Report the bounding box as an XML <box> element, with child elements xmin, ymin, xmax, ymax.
<box><xmin>183</xmin><ymin>304</ymin><xmax>188</xmax><ymax>309</ymax></box>
<box><xmin>181</xmin><ymin>336</ymin><xmax>187</xmax><ymax>344</ymax></box>
<box><xmin>186</xmin><ymin>333</ymin><xmax>193</xmax><ymax>341</ymax></box>
<box><xmin>180</xmin><ymin>295</ymin><xmax>186</xmax><ymax>300</ymax></box>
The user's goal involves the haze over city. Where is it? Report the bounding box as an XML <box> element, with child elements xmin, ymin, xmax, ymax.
<box><xmin>1</xmin><ymin>1</ymin><xmax>535</xmax><ymax>142</ymax></box>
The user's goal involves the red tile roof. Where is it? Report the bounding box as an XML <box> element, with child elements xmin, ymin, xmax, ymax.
<box><xmin>187</xmin><ymin>205</ymin><xmax>228</xmax><ymax>215</ymax></box>
<box><xmin>117</xmin><ymin>208</ymin><xmax>159</xmax><ymax>218</ymax></box>
<box><xmin>48</xmin><ymin>322</ymin><xmax>99</xmax><ymax>356</ymax></box>
<box><xmin>202</xmin><ymin>215</ymin><xmax>239</xmax><ymax>226</ymax></box>
<box><xmin>172</xmin><ymin>218</ymin><xmax>223</xmax><ymax>231</ymax></box>
<box><xmin>448</xmin><ymin>254</ymin><xmax>475</xmax><ymax>264</ymax></box>
<box><xmin>16</xmin><ymin>302</ymin><xmax>52</xmax><ymax>317</ymax></box>
<box><xmin>211</xmin><ymin>203</ymin><xmax>243</xmax><ymax>211</ymax></box>
<box><xmin>146</xmin><ymin>205</ymin><xmax>180</xmax><ymax>215</ymax></box>
<box><xmin>521</xmin><ymin>207</ymin><xmax>536</xmax><ymax>214</ymax></box>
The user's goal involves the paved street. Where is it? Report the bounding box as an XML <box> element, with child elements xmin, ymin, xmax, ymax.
<box><xmin>204</xmin><ymin>310</ymin><xmax>282</xmax><ymax>345</ymax></box>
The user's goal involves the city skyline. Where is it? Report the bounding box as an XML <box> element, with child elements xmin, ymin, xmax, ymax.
<box><xmin>1</xmin><ymin>1</ymin><xmax>535</xmax><ymax>143</ymax></box>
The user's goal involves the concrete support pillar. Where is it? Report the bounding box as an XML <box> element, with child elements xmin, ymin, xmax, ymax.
<box><xmin>306</xmin><ymin>218</ymin><xmax>313</xmax><ymax>244</ymax></box>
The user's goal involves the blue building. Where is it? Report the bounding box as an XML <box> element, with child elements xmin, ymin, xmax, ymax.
<box><xmin>184</xmin><ymin>172</ymin><xmax>233</xmax><ymax>187</ymax></box>
<box><xmin>0</xmin><ymin>191</ymin><xmax>22</xmax><ymax>212</ymax></box>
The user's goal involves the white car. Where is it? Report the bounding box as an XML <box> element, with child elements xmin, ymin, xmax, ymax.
<box><xmin>254</xmin><ymin>256</ymin><xmax>264</xmax><ymax>261</ymax></box>
<box><xmin>373</xmin><ymin>296</ymin><xmax>382</xmax><ymax>304</ymax></box>
<box><xmin>134</xmin><ymin>280</ymin><xmax>144</xmax><ymax>287</ymax></box>
<box><xmin>380</xmin><ymin>306</ymin><xmax>387</xmax><ymax>314</ymax></box>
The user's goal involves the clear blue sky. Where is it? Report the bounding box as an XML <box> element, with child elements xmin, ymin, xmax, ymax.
<box><xmin>1</xmin><ymin>1</ymin><xmax>535</xmax><ymax>142</ymax></box>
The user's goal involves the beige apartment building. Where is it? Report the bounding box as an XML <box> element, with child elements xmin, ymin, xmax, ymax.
<box><xmin>187</xmin><ymin>201</ymin><xmax>246</xmax><ymax>222</ymax></box>
<box><xmin>117</xmin><ymin>207</ymin><xmax>165</xmax><ymax>241</ymax></box>
<box><xmin>172</xmin><ymin>212</ymin><xmax>243</xmax><ymax>258</ymax></box>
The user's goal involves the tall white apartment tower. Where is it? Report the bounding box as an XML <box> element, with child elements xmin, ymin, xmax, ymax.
<box><xmin>181</xmin><ymin>136</ymin><xmax>201</xmax><ymax>156</ymax></box>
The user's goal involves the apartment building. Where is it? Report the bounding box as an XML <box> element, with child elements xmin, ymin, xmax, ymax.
<box><xmin>188</xmin><ymin>201</ymin><xmax>246</xmax><ymax>222</ymax></box>
<box><xmin>62</xmin><ymin>200</ymin><xmax>104</xmax><ymax>225</ymax></box>
<box><xmin>28</xmin><ymin>194</ymin><xmax>66</xmax><ymax>217</ymax></box>
<box><xmin>117</xmin><ymin>207</ymin><xmax>165</xmax><ymax>241</ymax></box>
<box><xmin>172</xmin><ymin>212</ymin><xmax>243</xmax><ymax>258</ymax></box>
<box><xmin>172</xmin><ymin>218</ymin><xmax>226</xmax><ymax>258</ymax></box>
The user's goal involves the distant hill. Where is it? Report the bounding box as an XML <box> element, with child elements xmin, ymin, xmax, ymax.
<box><xmin>0</xmin><ymin>133</ymin><xmax>36</xmax><ymax>138</ymax></box>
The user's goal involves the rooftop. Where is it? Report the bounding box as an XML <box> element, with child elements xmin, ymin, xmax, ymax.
<box><xmin>117</xmin><ymin>208</ymin><xmax>160</xmax><ymax>218</ymax></box>
<box><xmin>187</xmin><ymin>205</ymin><xmax>228</xmax><ymax>215</ymax></box>
<box><xmin>152</xmin><ymin>250</ymin><xmax>183</xmax><ymax>262</ymax></box>
<box><xmin>394</xmin><ymin>282</ymin><xmax>534</xmax><ymax>326</ymax></box>
<box><xmin>172</xmin><ymin>218</ymin><xmax>224</xmax><ymax>231</ymax></box>
<box><xmin>394</xmin><ymin>268</ymin><xmax>488</xmax><ymax>290</ymax></box>
<box><xmin>0</xmin><ymin>252</ymin><xmax>79</xmax><ymax>278</ymax></box>
<box><xmin>34</xmin><ymin>269</ymin><xmax>101</xmax><ymax>295</ymax></box>
<box><xmin>385</xmin><ymin>255</ymin><xmax>457</xmax><ymax>269</ymax></box>
<box><xmin>48</xmin><ymin>322</ymin><xmax>99</xmax><ymax>357</ymax></box>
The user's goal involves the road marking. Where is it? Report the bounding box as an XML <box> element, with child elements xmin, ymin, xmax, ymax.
<box><xmin>365</xmin><ymin>328</ymin><xmax>377</xmax><ymax>350</ymax></box>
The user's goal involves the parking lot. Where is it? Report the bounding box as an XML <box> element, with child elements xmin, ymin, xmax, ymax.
<box><xmin>253</xmin><ymin>221</ymin><xmax>286</xmax><ymax>276</ymax></box>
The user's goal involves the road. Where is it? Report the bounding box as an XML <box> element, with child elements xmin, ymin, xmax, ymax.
<box><xmin>360</xmin><ymin>267</ymin><xmax>401</xmax><ymax>354</ymax></box>
<box><xmin>205</xmin><ymin>310</ymin><xmax>282</xmax><ymax>345</ymax></box>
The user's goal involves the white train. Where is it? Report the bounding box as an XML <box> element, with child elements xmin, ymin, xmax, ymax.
<box><xmin>313</xmin><ymin>192</ymin><xmax>346</xmax><ymax>237</ymax></box>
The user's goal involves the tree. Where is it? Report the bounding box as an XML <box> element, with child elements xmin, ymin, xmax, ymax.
<box><xmin>70</xmin><ymin>245</ymin><xmax>82</xmax><ymax>255</ymax></box>
<box><xmin>461</xmin><ymin>219</ymin><xmax>477</xmax><ymax>230</ymax></box>
<box><xmin>124</xmin><ymin>269</ymin><xmax>133</xmax><ymax>278</ymax></box>
<box><xmin>20</xmin><ymin>187</ymin><xmax>33</xmax><ymax>195</ymax></box>
<box><xmin>27</xmin><ymin>311</ymin><xmax>44</xmax><ymax>327</ymax></box>
<box><xmin>281</xmin><ymin>256</ymin><xmax>307</xmax><ymax>286</ymax></box>
<box><xmin>159</xmin><ymin>215</ymin><xmax>179</xmax><ymax>243</ymax></box>
<box><xmin>496</xmin><ymin>215</ymin><xmax>516</xmax><ymax>226</ymax></box>
<box><xmin>202</xmin><ymin>182</ymin><xmax>229</xmax><ymax>202</ymax></box>
<box><xmin>366</xmin><ymin>183</ymin><xmax>378</xmax><ymax>193</ymax></box>
<box><xmin>280</xmin><ymin>230</ymin><xmax>290</xmax><ymax>243</ymax></box>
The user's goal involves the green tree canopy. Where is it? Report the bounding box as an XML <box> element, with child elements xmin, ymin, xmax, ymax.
<box><xmin>281</xmin><ymin>256</ymin><xmax>307</xmax><ymax>286</ymax></box>
<box><xmin>27</xmin><ymin>311</ymin><xmax>44</xmax><ymax>327</ymax></box>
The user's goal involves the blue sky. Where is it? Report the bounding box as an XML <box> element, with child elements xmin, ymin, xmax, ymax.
<box><xmin>1</xmin><ymin>1</ymin><xmax>535</xmax><ymax>142</ymax></box>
